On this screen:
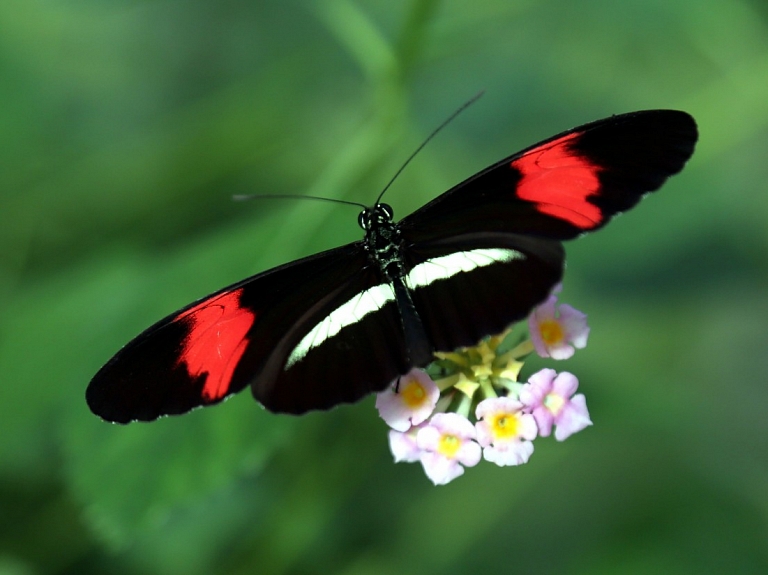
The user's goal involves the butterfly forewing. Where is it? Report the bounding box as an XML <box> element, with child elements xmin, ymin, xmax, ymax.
<box><xmin>400</xmin><ymin>110</ymin><xmax>697</xmax><ymax>240</ymax></box>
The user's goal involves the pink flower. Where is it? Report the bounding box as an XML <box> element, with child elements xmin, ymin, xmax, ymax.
<box><xmin>376</xmin><ymin>369</ymin><xmax>439</xmax><ymax>432</ymax></box>
<box><xmin>416</xmin><ymin>413</ymin><xmax>481</xmax><ymax>485</ymax></box>
<box><xmin>475</xmin><ymin>397</ymin><xmax>538</xmax><ymax>466</ymax></box>
<box><xmin>387</xmin><ymin>425</ymin><xmax>424</xmax><ymax>463</ymax></box>
<box><xmin>529</xmin><ymin>295</ymin><xmax>589</xmax><ymax>360</ymax></box>
<box><xmin>520</xmin><ymin>369</ymin><xmax>592</xmax><ymax>441</ymax></box>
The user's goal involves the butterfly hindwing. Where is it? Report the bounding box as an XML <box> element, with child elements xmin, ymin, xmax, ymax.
<box><xmin>401</xmin><ymin>232</ymin><xmax>564</xmax><ymax>352</ymax></box>
<box><xmin>244</xmin><ymin>250</ymin><xmax>412</xmax><ymax>414</ymax></box>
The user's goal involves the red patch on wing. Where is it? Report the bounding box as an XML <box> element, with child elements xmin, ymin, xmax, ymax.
<box><xmin>512</xmin><ymin>132</ymin><xmax>603</xmax><ymax>229</ymax></box>
<box><xmin>176</xmin><ymin>288</ymin><xmax>256</xmax><ymax>401</ymax></box>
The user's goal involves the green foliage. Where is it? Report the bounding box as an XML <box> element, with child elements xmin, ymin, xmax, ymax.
<box><xmin>2</xmin><ymin>0</ymin><xmax>767</xmax><ymax>573</ymax></box>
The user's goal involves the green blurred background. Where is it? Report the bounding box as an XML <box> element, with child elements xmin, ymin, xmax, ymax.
<box><xmin>2</xmin><ymin>0</ymin><xmax>767</xmax><ymax>573</ymax></box>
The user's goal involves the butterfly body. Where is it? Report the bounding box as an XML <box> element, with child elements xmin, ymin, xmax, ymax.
<box><xmin>359</xmin><ymin>203</ymin><xmax>433</xmax><ymax>369</ymax></box>
<box><xmin>87</xmin><ymin>110</ymin><xmax>697</xmax><ymax>423</ymax></box>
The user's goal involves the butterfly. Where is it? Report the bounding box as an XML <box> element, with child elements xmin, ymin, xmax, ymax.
<box><xmin>87</xmin><ymin>109</ymin><xmax>697</xmax><ymax>423</ymax></box>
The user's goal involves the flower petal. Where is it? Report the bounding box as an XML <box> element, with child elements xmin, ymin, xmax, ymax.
<box><xmin>558</xmin><ymin>304</ymin><xmax>590</xmax><ymax>348</ymax></box>
<box><xmin>420</xmin><ymin>452</ymin><xmax>465</xmax><ymax>485</ymax></box>
<box><xmin>483</xmin><ymin>439</ymin><xmax>534</xmax><ymax>467</ymax></box>
<box><xmin>552</xmin><ymin>371</ymin><xmax>579</xmax><ymax>398</ymax></box>
<box><xmin>416</xmin><ymin>424</ymin><xmax>441</xmax><ymax>451</ymax></box>
<box><xmin>526</xmin><ymin>368</ymin><xmax>557</xmax><ymax>393</ymax></box>
<box><xmin>517</xmin><ymin>413</ymin><xmax>538</xmax><ymax>441</ymax></box>
<box><xmin>475</xmin><ymin>420</ymin><xmax>493</xmax><ymax>447</ymax></box>
<box><xmin>388</xmin><ymin>427</ymin><xmax>422</xmax><ymax>463</ymax></box>
<box><xmin>547</xmin><ymin>342</ymin><xmax>575</xmax><ymax>360</ymax></box>
<box><xmin>455</xmin><ymin>440</ymin><xmax>482</xmax><ymax>467</ymax></box>
<box><xmin>554</xmin><ymin>394</ymin><xmax>592</xmax><ymax>441</ymax></box>
<box><xmin>532</xmin><ymin>406</ymin><xmax>555</xmax><ymax>437</ymax></box>
<box><xmin>429</xmin><ymin>412</ymin><xmax>477</xmax><ymax>440</ymax></box>
<box><xmin>476</xmin><ymin>396</ymin><xmax>524</xmax><ymax>420</ymax></box>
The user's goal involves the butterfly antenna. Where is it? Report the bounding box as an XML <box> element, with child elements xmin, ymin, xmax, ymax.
<box><xmin>234</xmin><ymin>193</ymin><xmax>367</xmax><ymax>210</ymax></box>
<box><xmin>374</xmin><ymin>90</ymin><xmax>485</xmax><ymax>206</ymax></box>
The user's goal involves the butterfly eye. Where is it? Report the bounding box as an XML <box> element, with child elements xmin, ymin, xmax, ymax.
<box><xmin>358</xmin><ymin>209</ymin><xmax>371</xmax><ymax>230</ymax></box>
<box><xmin>358</xmin><ymin>204</ymin><xmax>393</xmax><ymax>230</ymax></box>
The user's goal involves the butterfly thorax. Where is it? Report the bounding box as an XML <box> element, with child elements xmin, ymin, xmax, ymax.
<box><xmin>359</xmin><ymin>203</ymin><xmax>405</xmax><ymax>280</ymax></box>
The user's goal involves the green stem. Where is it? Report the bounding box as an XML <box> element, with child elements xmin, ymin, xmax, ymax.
<box><xmin>479</xmin><ymin>379</ymin><xmax>498</xmax><ymax>400</ymax></box>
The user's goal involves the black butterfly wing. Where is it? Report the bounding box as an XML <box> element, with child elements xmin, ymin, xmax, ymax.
<box><xmin>243</xmin><ymin>249</ymin><xmax>414</xmax><ymax>415</ymax></box>
<box><xmin>400</xmin><ymin>233</ymin><xmax>565</xmax><ymax>353</ymax></box>
<box><xmin>396</xmin><ymin>109</ymin><xmax>697</xmax><ymax>353</ymax></box>
<box><xmin>401</xmin><ymin>110</ymin><xmax>698</xmax><ymax>241</ymax></box>
<box><xmin>87</xmin><ymin>243</ymin><xmax>410</xmax><ymax>421</ymax></box>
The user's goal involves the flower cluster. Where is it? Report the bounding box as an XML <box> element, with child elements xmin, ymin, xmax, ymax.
<box><xmin>376</xmin><ymin>286</ymin><xmax>592</xmax><ymax>485</ymax></box>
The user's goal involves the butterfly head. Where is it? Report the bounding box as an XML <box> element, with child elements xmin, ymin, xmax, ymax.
<box><xmin>358</xmin><ymin>203</ymin><xmax>395</xmax><ymax>231</ymax></box>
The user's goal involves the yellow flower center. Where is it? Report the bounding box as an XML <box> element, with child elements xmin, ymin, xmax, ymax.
<box><xmin>489</xmin><ymin>412</ymin><xmax>520</xmax><ymax>440</ymax></box>
<box><xmin>401</xmin><ymin>379</ymin><xmax>427</xmax><ymax>408</ymax></box>
<box><xmin>544</xmin><ymin>392</ymin><xmax>565</xmax><ymax>416</ymax></box>
<box><xmin>539</xmin><ymin>319</ymin><xmax>564</xmax><ymax>345</ymax></box>
<box><xmin>438</xmin><ymin>434</ymin><xmax>461</xmax><ymax>458</ymax></box>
